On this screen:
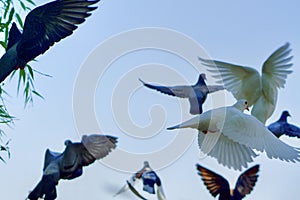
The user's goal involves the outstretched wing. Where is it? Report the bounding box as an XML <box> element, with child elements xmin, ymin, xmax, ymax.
<box><xmin>207</xmin><ymin>85</ymin><xmax>225</xmax><ymax>93</ymax></box>
<box><xmin>282</xmin><ymin>123</ymin><xmax>300</xmax><ymax>138</ymax></box>
<box><xmin>196</xmin><ymin>164</ymin><xmax>230</xmax><ymax>198</ymax></box>
<box><xmin>127</xmin><ymin>180</ymin><xmax>147</xmax><ymax>200</ymax></box>
<box><xmin>262</xmin><ymin>43</ymin><xmax>293</xmax><ymax>104</ymax></box>
<box><xmin>199</xmin><ymin>57</ymin><xmax>260</xmax><ymax>106</ymax></box>
<box><xmin>17</xmin><ymin>0</ymin><xmax>100</xmax><ymax>63</ymax></box>
<box><xmin>139</xmin><ymin>78</ymin><xmax>190</xmax><ymax>98</ymax></box>
<box><xmin>43</xmin><ymin>149</ymin><xmax>62</xmax><ymax>171</ymax></box>
<box><xmin>234</xmin><ymin>165</ymin><xmax>259</xmax><ymax>198</ymax></box>
<box><xmin>221</xmin><ymin>109</ymin><xmax>300</xmax><ymax>162</ymax></box>
<box><xmin>62</xmin><ymin>134</ymin><xmax>117</xmax><ymax>169</ymax></box>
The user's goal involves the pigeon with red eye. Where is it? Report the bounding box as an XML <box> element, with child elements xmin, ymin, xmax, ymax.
<box><xmin>268</xmin><ymin>111</ymin><xmax>300</xmax><ymax>138</ymax></box>
<box><xmin>200</xmin><ymin>43</ymin><xmax>293</xmax><ymax>124</ymax></box>
<box><xmin>196</xmin><ymin>164</ymin><xmax>260</xmax><ymax>200</ymax></box>
<box><xmin>168</xmin><ymin>99</ymin><xmax>300</xmax><ymax>170</ymax></box>
<box><xmin>27</xmin><ymin>134</ymin><xmax>117</xmax><ymax>200</ymax></box>
<box><xmin>115</xmin><ymin>161</ymin><xmax>166</xmax><ymax>200</ymax></box>
<box><xmin>139</xmin><ymin>73</ymin><xmax>224</xmax><ymax>115</ymax></box>
<box><xmin>0</xmin><ymin>0</ymin><xmax>100</xmax><ymax>83</ymax></box>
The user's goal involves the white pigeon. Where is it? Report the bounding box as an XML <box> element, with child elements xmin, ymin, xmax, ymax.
<box><xmin>114</xmin><ymin>161</ymin><xmax>166</xmax><ymax>200</ymax></box>
<box><xmin>199</xmin><ymin>43</ymin><xmax>293</xmax><ymax>124</ymax></box>
<box><xmin>167</xmin><ymin>99</ymin><xmax>300</xmax><ymax>171</ymax></box>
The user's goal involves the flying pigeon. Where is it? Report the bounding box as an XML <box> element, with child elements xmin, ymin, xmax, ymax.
<box><xmin>196</xmin><ymin>164</ymin><xmax>259</xmax><ymax>200</ymax></box>
<box><xmin>139</xmin><ymin>73</ymin><xmax>224</xmax><ymax>115</ymax></box>
<box><xmin>268</xmin><ymin>110</ymin><xmax>300</xmax><ymax>138</ymax></box>
<box><xmin>199</xmin><ymin>43</ymin><xmax>293</xmax><ymax>124</ymax></box>
<box><xmin>167</xmin><ymin>99</ymin><xmax>300</xmax><ymax>170</ymax></box>
<box><xmin>115</xmin><ymin>161</ymin><xmax>166</xmax><ymax>200</ymax></box>
<box><xmin>27</xmin><ymin>134</ymin><xmax>117</xmax><ymax>200</ymax></box>
<box><xmin>0</xmin><ymin>0</ymin><xmax>100</xmax><ymax>83</ymax></box>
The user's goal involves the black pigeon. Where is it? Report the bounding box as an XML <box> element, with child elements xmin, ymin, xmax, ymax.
<box><xmin>196</xmin><ymin>164</ymin><xmax>259</xmax><ymax>200</ymax></box>
<box><xmin>139</xmin><ymin>73</ymin><xmax>224</xmax><ymax>115</ymax></box>
<box><xmin>0</xmin><ymin>0</ymin><xmax>100</xmax><ymax>83</ymax></box>
<box><xmin>268</xmin><ymin>110</ymin><xmax>300</xmax><ymax>138</ymax></box>
<box><xmin>27</xmin><ymin>134</ymin><xmax>117</xmax><ymax>200</ymax></box>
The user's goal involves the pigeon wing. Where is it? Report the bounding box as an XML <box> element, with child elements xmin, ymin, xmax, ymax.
<box><xmin>234</xmin><ymin>165</ymin><xmax>259</xmax><ymax>198</ymax></box>
<box><xmin>199</xmin><ymin>57</ymin><xmax>260</xmax><ymax>106</ymax></box>
<box><xmin>17</xmin><ymin>0</ymin><xmax>99</xmax><ymax>63</ymax></box>
<box><xmin>139</xmin><ymin>78</ymin><xmax>190</xmax><ymax>98</ymax></box>
<box><xmin>262</xmin><ymin>42</ymin><xmax>293</xmax><ymax>102</ymax></box>
<box><xmin>196</xmin><ymin>164</ymin><xmax>230</xmax><ymax>199</ymax></box>
<box><xmin>282</xmin><ymin>123</ymin><xmax>300</xmax><ymax>138</ymax></box>
<box><xmin>127</xmin><ymin>180</ymin><xmax>148</xmax><ymax>200</ymax></box>
<box><xmin>221</xmin><ymin>108</ymin><xmax>300</xmax><ymax>162</ymax></box>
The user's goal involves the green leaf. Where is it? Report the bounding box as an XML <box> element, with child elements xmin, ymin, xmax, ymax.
<box><xmin>25</xmin><ymin>0</ymin><xmax>35</xmax><ymax>6</ymax></box>
<box><xmin>32</xmin><ymin>90</ymin><xmax>44</xmax><ymax>99</ymax></box>
<box><xmin>19</xmin><ymin>1</ymin><xmax>26</xmax><ymax>11</ymax></box>
<box><xmin>3</xmin><ymin>0</ymin><xmax>11</xmax><ymax>19</ymax></box>
<box><xmin>15</xmin><ymin>13</ymin><xmax>24</xmax><ymax>28</ymax></box>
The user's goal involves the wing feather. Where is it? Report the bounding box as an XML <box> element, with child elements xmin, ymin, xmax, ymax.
<box><xmin>199</xmin><ymin>57</ymin><xmax>260</xmax><ymax>106</ymax></box>
<box><xmin>17</xmin><ymin>0</ymin><xmax>100</xmax><ymax>63</ymax></box>
<box><xmin>196</xmin><ymin>164</ymin><xmax>230</xmax><ymax>198</ymax></box>
<box><xmin>221</xmin><ymin>109</ymin><xmax>300</xmax><ymax>162</ymax></box>
<box><xmin>234</xmin><ymin>165</ymin><xmax>259</xmax><ymax>198</ymax></box>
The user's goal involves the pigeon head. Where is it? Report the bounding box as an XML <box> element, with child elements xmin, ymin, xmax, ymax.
<box><xmin>144</xmin><ymin>161</ymin><xmax>150</xmax><ymax>168</ymax></box>
<box><xmin>234</xmin><ymin>99</ymin><xmax>249</xmax><ymax>111</ymax></box>
<box><xmin>280</xmin><ymin>110</ymin><xmax>291</xmax><ymax>121</ymax></box>
<box><xmin>200</xmin><ymin>73</ymin><xmax>207</xmax><ymax>80</ymax></box>
<box><xmin>64</xmin><ymin>140</ymin><xmax>72</xmax><ymax>146</ymax></box>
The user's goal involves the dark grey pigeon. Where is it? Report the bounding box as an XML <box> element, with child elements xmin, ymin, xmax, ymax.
<box><xmin>0</xmin><ymin>0</ymin><xmax>100</xmax><ymax>83</ymax></box>
<box><xmin>27</xmin><ymin>134</ymin><xmax>117</xmax><ymax>200</ymax></box>
<box><xmin>268</xmin><ymin>111</ymin><xmax>300</xmax><ymax>138</ymax></box>
<box><xmin>139</xmin><ymin>73</ymin><xmax>224</xmax><ymax>115</ymax></box>
<box><xmin>196</xmin><ymin>164</ymin><xmax>260</xmax><ymax>200</ymax></box>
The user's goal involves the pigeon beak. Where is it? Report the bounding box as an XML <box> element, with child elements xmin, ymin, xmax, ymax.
<box><xmin>246</xmin><ymin>106</ymin><xmax>249</xmax><ymax>111</ymax></box>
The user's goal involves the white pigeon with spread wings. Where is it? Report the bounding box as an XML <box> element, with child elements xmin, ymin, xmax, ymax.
<box><xmin>139</xmin><ymin>73</ymin><xmax>224</xmax><ymax>115</ymax></box>
<box><xmin>27</xmin><ymin>134</ymin><xmax>117</xmax><ymax>200</ymax></box>
<box><xmin>115</xmin><ymin>161</ymin><xmax>166</xmax><ymax>200</ymax></box>
<box><xmin>167</xmin><ymin>100</ymin><xmax>300</xmax><ymax>170</ymax></box>
<box><xmin>199</xmin><ymin>43</ymin><xmax>293</xmax><ymax>124</ymax></box>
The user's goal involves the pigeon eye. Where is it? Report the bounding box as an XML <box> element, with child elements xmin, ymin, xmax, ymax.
<box><xmin>245</xmin><ymin>101</ymin><xmax>248</xmax><ymax>105</ymax></box>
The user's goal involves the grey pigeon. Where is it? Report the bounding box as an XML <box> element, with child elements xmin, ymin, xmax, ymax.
<box><xmin>196</xmin><ymin>164</ymin><xmax>260</xmax><ymax>200</ymax></box>
<box><xmin>27</xmin><ymin>134</ymin><xmax>117</xmax><ymax>200</ymax></box>
<box><xmin>0</xmin><ymin>0</ymin><xmax>100</xmax><ymax>83</ymax></box>
<box><xmin>139</xmin><ymin>73</ymin><xmax>224</xmax><ymax>115</ymax></box>
<box><xmin>115</xmin><ymin>161</ymin><xmax>166</xmax><ymax>200</ymax></box>
<box><xmin>268</xmin><ymin>111</ymin><xmax>300</xmax><ymax>138</ymax></box>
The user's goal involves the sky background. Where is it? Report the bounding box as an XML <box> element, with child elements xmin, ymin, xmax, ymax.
<box><xmin>0</xmin><ymin>0</ymin><xmax>300</xmax><ymax>199</ymax></box>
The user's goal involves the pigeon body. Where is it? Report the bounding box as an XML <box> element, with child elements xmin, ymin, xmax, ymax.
<box><xmin>115</xmin><ymin>161</ymin><xmax>166</xmax><ymax>200</ymax></box>
<box><xmin>268</xmin><ymin>111</ymin><xmax>300</xmax><ymax>138</ymax></box>
<box><xmin>196</xmin><ymin>164</ymin><xmax>259</xmax><ymax>200</ymax></box>
<box><xmin>167</xmin><ymin>100</ymin><xmax>300</xmax><ymax>170</ymax></box>
<box><xmin>140</xmin><ymin>73</ymin><xmax>224</xmax><ymax>115</ymax></box>
<box><xmin>27</xmin><ymin>134</ymin><xmax>117</xmax><ymax>200</ymax></box>
<box><xmin>0</xmin><ymin>0</ymin><xmax>100</xmax><ymax>83</ymax></box>
<box><xmin>200</xmin><ymin>43</ymin><xmax>293</xmax><ymax>124</ymax></box>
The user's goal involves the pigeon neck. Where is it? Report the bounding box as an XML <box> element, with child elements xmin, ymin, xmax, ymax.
<box><xmin>196</xmin><ymin>76</ymin><xmax>206</xmax><ymax>86</ymax></box>
<box><xmin>279</xmin><ymin>113</ymin><xmax>288</xmax><ymax>122</ymax></box>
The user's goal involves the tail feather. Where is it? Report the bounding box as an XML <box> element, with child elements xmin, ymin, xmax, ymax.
<box><xmin>28</xmin><ymin>175</ymin><xmax>57</xmax><ymax>200</ymax></box>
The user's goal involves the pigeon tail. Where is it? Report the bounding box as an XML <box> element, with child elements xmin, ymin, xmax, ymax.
<box><xmin>28</xmin><ymin>175</ymin><xmax>57</xmax><ymax>200</ymax></box>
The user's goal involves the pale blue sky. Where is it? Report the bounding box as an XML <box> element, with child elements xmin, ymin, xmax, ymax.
<box><xmin>0</xmin><ymin>0</ymin><xmax>300</xmax><ymax>199</ymax></box>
